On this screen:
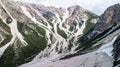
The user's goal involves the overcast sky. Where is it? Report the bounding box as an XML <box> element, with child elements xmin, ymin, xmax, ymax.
<box><xmin>15</xmin><ymin>0</ymin><xmax>120</xmax><ymax>15</ymax></box>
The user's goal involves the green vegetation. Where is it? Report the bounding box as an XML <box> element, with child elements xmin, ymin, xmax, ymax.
<box><xmin>17</xmin><ymin>22</ymin><xmax>24</xmax><ymax>32</ymax></box>
<box><xmin>0</xmin><ymin>18</ymin><xmax>11</xmax><ymax>33</ymax></box>
<box><xmin>83</xmin><ymin>21</ymin><xmax>95</xmax><ymax>35</ymax></box>
<box><xmin>78</xmin><ymin>14</ymin><xmax>98</xmax><ymax>42</ymax></box>
<box><xmin>35</xmin><ymin>24</ymin><xmax>46</xmax><ymax>36</ymax></box>
<box><xmin>68</xmin><ymin>37</ymin><xmax>74</xmax><ymax>50</ymax></box>
<box><xmin>18</xmin><ymin>22</ymin><xmax>47</xmax><ymax>61</ymax></box>
<box><xmin>41</xmin><ymin>20</ymin><xmax>47</xmax><ymax>26</ymax></box>
<box><xmin>0</xmin><ymin>18</ymin><xmax>12</xmax><ymax>47</ymax></box>
<box><xmin>0</xmin><ymin>38</ymin><xmax>26</xmax><ymax>67</ymax></box>
<box><xmin>48</xmin><ymin>20</ymin><xmax>54</xmax><ymax>32</ymax></box>
<box><xmin>0</xmin><ymin>45</ymin><xmax>16</xmax><ymax>67</ymax></box>
<box><xmin>69</xmin><ymin>22</ymin><xmax>77</xmax><ymax>32</ymax></box>
<box><xmin>0</xmin><ymin>21</ymin><xmax>48</xmax><ymax>67</ymax></box>
<box><xmin>77</xmin><ymin>23</ymin><xmax>119</xmax><ymax>53</ymax></box>
<box><xmin>83</xmin><ymin>13</ymin><xmax>99</xmax><ymax>35</ymax></box>
<box><xmin>69</xmin><ymin>25</ymin><xmax>74</xmax><ymax>32</ymax></box>
<box><xmin>57</xmin><ymin>24</ymin><xmax>67</xmax><ymax>39</ymax></box>
<box><xmin>17</xmin><ymin>21</ymin><xmax>47</xmax><ymax>58</ymax></box>
<box><xmin>48</xmin><ymin>20</ymin><xmax>53</xmax><ymax>27</ymax></box>
<box><xmin>0</xmin><ymin>35</ymin><xmax>12</xmax><ymax>47</ymax></box>
<box><xmin>76</xmin><ymin>13</ymin><xmax>100</xmax><ymax>52</ymax></box>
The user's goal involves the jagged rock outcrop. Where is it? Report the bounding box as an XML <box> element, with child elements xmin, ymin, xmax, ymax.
<box><xmin>113</xmin><ymin>35</ymin><xmax>120</xmax><ymax>60</ymax></box>
<box><xmin>89</xmin><ymin>4</ymin><xmax>120</xmax><ymax>38</ymax></box>
<box><xmin>112</xmin><ymin>35</ymin><xmax>120</xmax><ymax>67</ymax></box>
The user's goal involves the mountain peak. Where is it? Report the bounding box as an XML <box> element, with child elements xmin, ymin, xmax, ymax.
<box><xmin>91</xmin><ymin>3</ymin><xmax>120</xmax><ymax>34</ymax></box>
<box><xmin>0</xmin><ymin>0</ymin><xmax>119</xmax><ymax>67</ymax></box>
<box><xmin>106</xmin><ymin>3</ymin><xmax>120</xmax><ymax>12</ymax></box>
<box><xmin>67</xmin><ymin>5</ymin><xmax>85</xmax><ymax>14</ymax></box>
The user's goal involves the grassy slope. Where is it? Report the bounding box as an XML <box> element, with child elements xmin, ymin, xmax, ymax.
<box><xmin>0</xmin><ymin>18</ymin><xmax>12</xmax><ymax>47</ymax></box>
<box><xmin>0</xmin><ymin>21</ymin><xmax>47</xmax><ymax>67</ymax></box>
<box><xmin>57</xmin><ymin>24</ymin><xmax>67</xmax><ymax>39</ymax></box>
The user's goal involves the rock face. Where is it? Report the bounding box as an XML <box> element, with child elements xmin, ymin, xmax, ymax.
<box><xmin>77</xmin><ymin>3</ymin><xmax>120</xmax><ymax>67</ymax></box>
<box><xmin>112</xmin><ymin>35</ymin><xmax>120</xmax><ymax>67</ymax></box>
<box><xmin>113</xmin><ymin>35</ymin><xmax>120</xmax><ymax>60</ymax></box>
<box><xmin>0</xmin><ymin>0</ymin><xmax>120</xmax><ymax>67</ymax></box>
<box><xmin>89</xmin><ymin>4</ymin><xmax>120</xmax><ymax>38</ymax></box>
<box><xmin>0</xmin><ymin>0</ymin><xmax>99</xmax><ymax>67</ymax></box>
<box><xmin>86</xmin><ymin>4</ymin><xmax>120</xmax><ymax>67</ymax></box>
<box><xmin>66</xmin><ymin>5</ymin><xmax>89</xmax><ymax>25</ymax></box>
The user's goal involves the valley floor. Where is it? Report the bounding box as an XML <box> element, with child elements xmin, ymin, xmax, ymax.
<box><xmin>20</xmin><ymin>51</ymin><xmax>113</xmax><ymax>67</ymax></box>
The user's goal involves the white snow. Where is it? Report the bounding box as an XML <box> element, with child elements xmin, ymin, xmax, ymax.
<box><xmin>93</xmin><ymin>28</ymin><xmax>120</xmax><ymax>57</ymax></box>
<box><xmin>98</xmin><ymin>35</ymin><xmax>118</xmax><ymax>56</ymax></box>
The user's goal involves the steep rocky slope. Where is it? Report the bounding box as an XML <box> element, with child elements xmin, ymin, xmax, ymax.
<box><xmin>21</xmin><ymin>3</ymin><xmax>120</xmax><ymax>67</ymax></box>
<box><xmin>0</xmin><ymin>0</ymin><xmax>120</xmax><ymax>67</ymax></box>
<box><xmin>113</xmin><ymin>35</ymin><xmax>120</xmax><ymax>67</ymax></box>
<box><xmin>0</xmin><ymin>0</ymin><xmax>99</xmax><ymax>67</ymax></box>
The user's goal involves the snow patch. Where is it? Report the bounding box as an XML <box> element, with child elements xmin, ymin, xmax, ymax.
<box><xmin>98</xmin><ymin>36</ymin><xmax>118</xmax><ymax>56</ymax></box>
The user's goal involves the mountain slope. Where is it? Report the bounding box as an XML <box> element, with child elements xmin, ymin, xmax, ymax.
<box><xmin>0</xmin><ymin>0</ymin><xmax>99</xmax><ymax>67</ymax></box>
<box><xmin>0</xmin><ymin>0</ymin><xmax>120</xmax><ymax>67</ymax></box>
<box><xmin>20</xmin><ymin>3</ymin><xmax>120</xmax><ymax>67</ymax></box>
